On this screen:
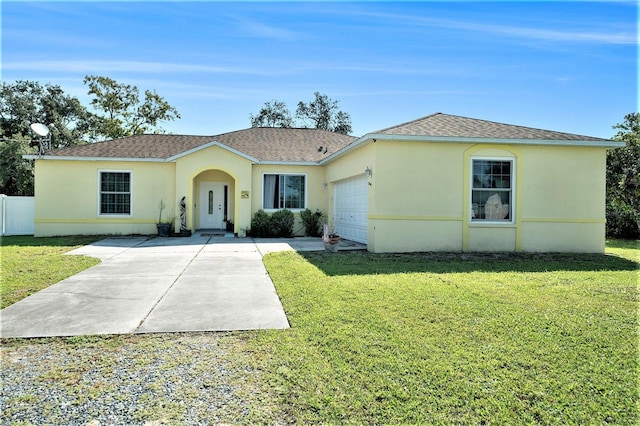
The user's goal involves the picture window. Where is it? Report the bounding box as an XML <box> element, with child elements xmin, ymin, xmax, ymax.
<box><xmin>471</xmin><ymin>159</ymin><xmax>513</xmax><ymax>222</ymax></box>
<box><xmin>99</xmin><ymin>171</ymin><xmax>131</xmax><ymax>215</ymax></box>
<box><xmin>263</xmin><ymin>174</ymin><xmax>306</xmax><ymax>210</ymax></box>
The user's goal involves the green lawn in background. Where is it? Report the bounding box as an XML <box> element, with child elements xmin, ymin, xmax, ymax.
<box><xmin>251</xmin><ymin>241</ymin><xmax>638</xmax><ymax>424</ymax></box>
<box><xmin>0</xmin><ymin>235</ymin><xmax>102</xmax><ymax>309</ymax></box>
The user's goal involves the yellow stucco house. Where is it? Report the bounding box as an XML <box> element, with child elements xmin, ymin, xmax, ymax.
<box><xmin>26</xmin><ymin>113</ymin><xmax>623</xmax><ymax>253</ymax></box>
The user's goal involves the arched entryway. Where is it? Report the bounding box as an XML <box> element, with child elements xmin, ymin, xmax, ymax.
<box><xmin>193</xmin><ymin>169</ymin><xmax>236</xmax><ymax>231</ymax></box>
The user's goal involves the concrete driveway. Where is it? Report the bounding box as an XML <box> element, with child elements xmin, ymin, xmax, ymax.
<box><xmin>1</xmin><ymin>235</ymin><xmax>358</xmax><ymax>339</ymax></box>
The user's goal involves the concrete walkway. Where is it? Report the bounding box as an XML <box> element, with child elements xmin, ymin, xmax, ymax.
<box><xmin>0</xmin><ymin>235</ymin><xmax>363</xmax><ymax>338</ymax></box>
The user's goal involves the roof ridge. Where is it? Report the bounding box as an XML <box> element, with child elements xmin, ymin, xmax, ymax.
<box><xmin>210</xmin><ymin>126</ymin><xmax>357</xmax><ymax>140</ymax></box>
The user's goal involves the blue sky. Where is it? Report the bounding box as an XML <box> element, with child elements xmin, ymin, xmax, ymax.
<box><xmin>2</xmin><ymin>1</ymin><xmax>637</xmax><ymax>139</ymax></box>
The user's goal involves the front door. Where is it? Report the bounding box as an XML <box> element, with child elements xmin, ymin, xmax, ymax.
<box><xmin>199</xmin><ymin>182</ymin><xmax>225</xmax><ymax>229</ymax></box>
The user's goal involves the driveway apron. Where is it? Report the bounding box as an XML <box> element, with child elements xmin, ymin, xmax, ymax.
<box><xmin>0</xmin><ymin>236</ymin><xmax>290</xmax><ymax>338</ymax></box>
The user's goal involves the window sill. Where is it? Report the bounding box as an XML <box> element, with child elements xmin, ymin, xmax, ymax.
<box><xmin>97</xmin><ymin>214</ymin><xmax>133</xmax><ymax>219</ymax></box>
<box><xmin>262</xmin><ymin>208</ymin><xmax>306</xmax><ymax>212</ymax></box>
<box><xmin>469</xmin><ymin>221</ymin><xmax>516</xmax><ymax>228</ymax></box>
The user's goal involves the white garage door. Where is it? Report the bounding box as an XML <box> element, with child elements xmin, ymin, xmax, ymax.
<box><xmin>334</xmin><ymin>175</ymin><xmax>368</xmax><ymax>244</ymax></box>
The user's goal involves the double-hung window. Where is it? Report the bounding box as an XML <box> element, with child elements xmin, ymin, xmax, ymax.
<box><xmin>471</xmin><ymin>159</ymin><xmax>513</xmax><ymax>222</ymax></box>
<box><xmin>99</xmin><ymin>171</ymin><xmax>131</xmax><ymax>215</ymax></box>
<box><xmin>263</xmin><ymin>174</ymin><xmax>306</xmax><ymax>210</ymax></box>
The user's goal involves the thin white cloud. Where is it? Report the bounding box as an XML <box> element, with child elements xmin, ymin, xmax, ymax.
<box><xmin>241</xmin><ymin>20</ymin><xmax>299</xmax><ymax>41</ymax></box>
<box><xmin>225</xmin><ymin>14</ymin><xmax>300</xmax><ymax>41</ymax></box>
<box><xmin>351</xmin><ymin>9</ymin><xmax>637</xmax><ymax>46</ymax></box>
<box><xmin>451</xmin><ymin>19</ymin><xmax>637</xmax><ymax>45</ymax></box>
<box><xmin>2</xmin><ymin>58</ymin><xmax>469</xmax><ymax>78</ymax></box>
<box><xmin>337</xmin><ymin>89</ymin><xmax>485</xmax><ymax>97</ymax></box>
<box><xmin>1</xmin><ymin>60</ymin><xmax>276</xmax><ymax>75</ymax></box>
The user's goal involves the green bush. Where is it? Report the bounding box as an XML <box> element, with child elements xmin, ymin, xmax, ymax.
<box><xmin>271</xmin><ymin>209</ymin><xmax>295</xmax><ymax>237</ymax></box>
<box><xmin>606</xmin><ymin>200</ymin><xmax>640</xmax><ymax>239</ymax></box>
<box><xmin>251</xmin><ymin>209</ymin><xmax>272</xmax><ymax>237</ymax></box>
<box><xmin>250</xmin><ymin>209</ymin><xmax>295</xmax><ymax>237</ymax></box>
<box><xmin>299</xmin><ymin>208</ymin><xmax>323</xmax><ymax>237</ymax></box>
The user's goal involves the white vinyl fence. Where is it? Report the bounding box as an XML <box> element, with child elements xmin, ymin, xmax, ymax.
<box><xmin>1</xmin><ymin>195</ymin><xmax>35</xmax><ymax>236</ymax></box>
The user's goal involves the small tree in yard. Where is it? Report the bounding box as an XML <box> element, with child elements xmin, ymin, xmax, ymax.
<box><xmin>606</xmin><ymin>112</ymin><xmax>639</xmax><ymax>239</ymax></box>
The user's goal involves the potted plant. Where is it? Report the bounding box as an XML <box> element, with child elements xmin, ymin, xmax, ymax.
<box><xmin>156</xmin><ymin>200</ymin><xmax>174</xmax><ymax>237</ymax></box>
<box><xmin>322</xmin><ymin>223</ymin><xmax>340</xmax><ymax>253</ymax></box>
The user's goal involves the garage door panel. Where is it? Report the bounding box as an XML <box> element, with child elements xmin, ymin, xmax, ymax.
<box><xmin>334</xmin><ymin>175</ymin><xmax>368</xmax><ymax>244</ymax></box>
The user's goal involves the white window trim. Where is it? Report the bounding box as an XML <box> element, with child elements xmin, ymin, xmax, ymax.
<box><xmin>469</xmin><ymin>157</ymin><xmax>515</xmax><ymax>224</ymax></box>
<box><xmin>261</xmin><ymin>172</ymin><xmax>308</xmax><ymax>211</ymax></box>
<box><xmin>97</xmin><ymin>169</ymin><xmax>133</xmax><ymax>217</ymax></box>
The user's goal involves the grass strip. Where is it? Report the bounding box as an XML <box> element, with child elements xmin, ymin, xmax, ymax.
<box><xmin>0</xmin><ymin>235</ymin><xmax>103</xmax><ymax>309</ymax></box>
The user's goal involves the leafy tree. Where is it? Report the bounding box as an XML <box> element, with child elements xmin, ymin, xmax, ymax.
<box><xmin>606</xmin><ymin>112</ymin><xmax>640</xmax><ymax>239</ymax></box>
<box><xmin>0</xmin><ymin>76</ymin><xmax>181</xmax><ymax>195</ymax></box>
<box><xmin>296</xmin><ymin>92</ymin><xmax>352</xmax><ymax>135</ymax></box>
<box><xmin>84</xmin><ymin>75</ymin><xmax>181</xmax><ymax>139</ymax></box>
<box><xmin>1</xmin><ymin>80</ymin><xmax>92</xmax><ymax>148</ymax></box>
<box><xmin>0</xmin><ymin>134</ymin><xmax>34</xmax><ymax>195</ymax></box>
<box><xmin>1</xmin><ymin>80</ymin><xmax>95</xmax><ymax>195</ymax></box>
<box><xmin>250</xmin><ymin>100</ymin><xmax>293</xmax><ymax>128</ymax></box>
<box><xmin>250</xmin><ymin>92</ymin><xmax>352</xmax><ymax>135</ymax></box>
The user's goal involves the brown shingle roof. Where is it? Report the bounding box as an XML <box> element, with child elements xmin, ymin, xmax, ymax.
<box><xmin>48</xmin><ymin>134</ymin><xmax>214</xmax><ymax>159</ymax></box>
<box><xmin>48</xmin><ymin>128</ymin><xmax>357</xmax><ymax>162</ymax></box>
<box><xmin>214</xmin><ymin>127</ymin><xmax>356</xmax><ymax>162</ymax></box>
<box><xmin>374</xmin><ymin>113</ymin><xmax>609</xmax><ymax>141</ymax></box>
<box><xmin>46</xmin><ymin>113</ymin><xmax>612</xmax><ymax>162</ymax></box>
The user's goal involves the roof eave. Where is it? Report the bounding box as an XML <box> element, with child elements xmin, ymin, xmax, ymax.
<box><xmin>377</xmin><ymin>134</ymin><xmax>623</xmax><ymax>147</ymax></box>
<box><xmin>24</xmin><ymin>140</ymin><xmax>264</xmax><ymax>163</ymax></box>
<box><xmin>22</xmin><ymin>155</ymin><xmax>167</xmax><ymax>162</ymax></box>
<box><xmin>258</xmin><ymin>161</ymin><xmax>321</xmax><ymax>166</ymax></box>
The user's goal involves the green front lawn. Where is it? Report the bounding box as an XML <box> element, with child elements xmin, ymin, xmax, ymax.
<box><xmin>0</xmin><ymin>235</ymin><xmax>102</xmax><ymax>309</ymax></box>
<box><xmin>252</xmin><ymin>243</ymin><xmax>639</xmax><ymax>424</ymax></box>
<box><xmin>0</xmin><ymin>236</ymin><xmax>637</xmax><ymax>424</ymax></box>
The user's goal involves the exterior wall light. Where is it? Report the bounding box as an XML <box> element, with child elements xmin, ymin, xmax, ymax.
<box><xmin>365</xmin><ymin>166</ymin><xmax>372</xmax><ymax>177</ymax></box>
